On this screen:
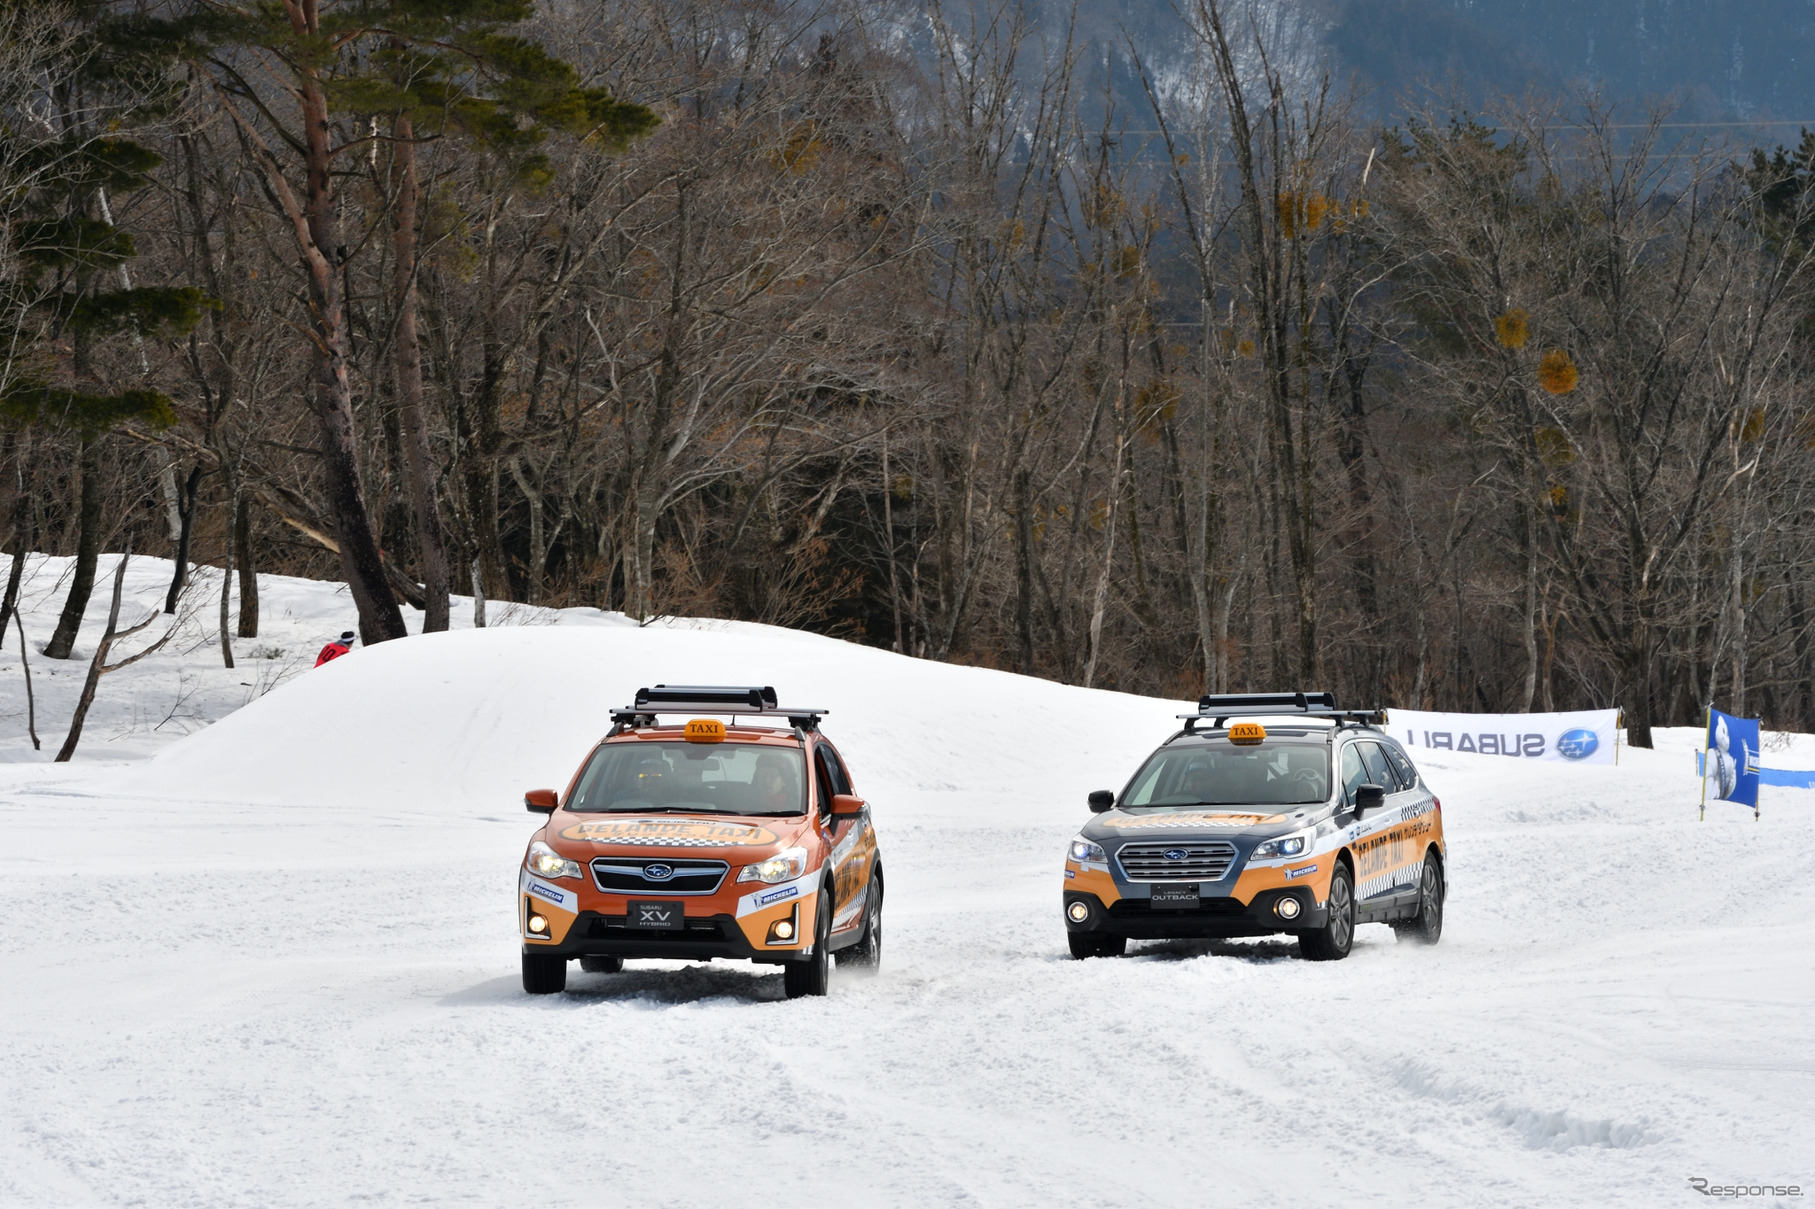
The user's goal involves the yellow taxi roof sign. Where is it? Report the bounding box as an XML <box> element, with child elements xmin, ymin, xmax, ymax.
<box><xmin>1228</xmin><ymin>721</ymin><xmax>1267</xmax><ymax>745</ymax></box>
<box><xmin>684</xmin><ymin>718</ymin><xmax>726</xmax><ymax>743</ymax></box>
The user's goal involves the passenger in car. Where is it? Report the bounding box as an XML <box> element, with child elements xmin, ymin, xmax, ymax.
<box><xmin>754</xmin><ymin>753</ymin><xmax>798</xmax><ymax>813</ymax></box>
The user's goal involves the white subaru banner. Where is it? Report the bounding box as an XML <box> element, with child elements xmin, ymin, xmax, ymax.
<box><xmin>1383</xmin><ymin>708</ymin><xmax>1620</xmax><ymax>765</ymax></box>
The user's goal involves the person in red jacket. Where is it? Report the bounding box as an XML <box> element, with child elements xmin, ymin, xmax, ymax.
<box><xmin>315</xmin><ymin>631</ymin><xmax>356</xmax><ymax>667</ymax></box>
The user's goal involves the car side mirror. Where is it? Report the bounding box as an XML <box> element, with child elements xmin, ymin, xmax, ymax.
<box><xmin>1353</xmin><ymin>784</ymin><xmax>1386</xmax><ymax>816</ymax></box>
<box><xmin>831</xmin><ymin>793</ymin><xmax>866</xmax><ymax>817</ymax></box>
<box><xmin>1087</xmin><ymin>790</ymin><xmax>1115</xmax><ymax>813</ymax></box>
<box><xmin>525</xmin><ymin>788</ymin><xmax>558</xmax><ymax>814</ymax></box>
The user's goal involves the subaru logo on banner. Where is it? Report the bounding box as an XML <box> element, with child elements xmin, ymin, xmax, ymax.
<box><xmin>1556</xmin><ymin>729</ymin><xmax>1599</xmax><ymax>760</ymax></box>
<box><xmin>1703</xmin><ymin>707</ymin><xmax>1760</xmax><ymax>812</ymax></box>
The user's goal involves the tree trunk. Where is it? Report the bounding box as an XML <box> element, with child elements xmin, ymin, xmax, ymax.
<box><xmin>509</xmin><ymin>457</ymin><xmax>547</xmax><ymax>604</ymax></box>
<box><xmin>14</xmin><ymin>610</ymin><xmax>38</xmax><ymax>750</ymax></box>
<box><xmin>882</xmin><ymin>433</ymin><xmax>904</xmax><ymax>654</ymax></box>
<box><xmin>0</xmin><ymin>550</ymin><xmax>21</xmax><ymax>653</ymax></box>
<box><xmin>1013</xmin><ymin>466</ymin><xmax>1034</xmax><ymax>675</ymax></box>
<box><xmin>165</xmin><ymin>464</ymin><xmax>203</xmax><ymax>614</ymax></box>
<box><xmin>1787</xmin><ymin>579</ymin><xmax>1815</xmax><ymax>732</ymax></box>
<box><xmin>235</xmin><ymin>499</ymin><xmax>258</xmax><ymax>638</ymax></box>
<box><xmin>57</xmin><ymin>549</ymin><xmax>128</xmax><ymax>761</ymax></box>
<box><xmin>1519</xmin><ymin>511</ymin><xmax>1539</xmax><ymax>713</ymax></box>
<box><xmin>154</xmin><ymin>446</ymin><xmax>183</xmax><ymax>541</ymax></box>
<box><xmin>56</xmin><ymin>547</ymin><xmax>171</xmax><ymax>762</ymax></box>
<box><xmin>1625</xmin><ymin>636</ymin><xmax>1654</xmax><ymax>749</ymax></box>
<box><xmin>0</xmin><ymin>492</ymin><xmax>28</xmax><ymax>650</ymax></box>
<box><xmin>289</xmin><ymin>23</ymin><xmax>407</xmax><ymax>645</ymax></box>
<box><xmin>219</xmin><ymin>495</ymin><xmax>237</xmax><ymax>669</ymax></box>
<box><xmin>389</xmin><ymin>110</ymin><xmax>451</xmax><ymax>632</ymax></box>
<box><xmin>45</xmin><ymin>440</ymin><xmax>102</xmax><ymax>660</ymax></box>
<box><xmin>1082</xmin><ymin>405</ymin><xmax>1128</xmax><ymax>690</ymax></box>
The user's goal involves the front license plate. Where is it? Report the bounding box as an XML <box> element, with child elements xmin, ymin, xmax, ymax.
<box><xmin>629</xmin><ymin>901</ymin><xmax>683</xmax><ymax>930</ymax></box>
<box><xmin>1149</xmin><ymin>884</ymin><xmax>1200</xmax><ymax>910</ymax></box>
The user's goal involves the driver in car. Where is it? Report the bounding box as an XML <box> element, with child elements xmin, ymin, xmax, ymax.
<box><xmin>753</xmin><ymin>752</ymin><xmax>797</xmax><ymax>813</ymax></box>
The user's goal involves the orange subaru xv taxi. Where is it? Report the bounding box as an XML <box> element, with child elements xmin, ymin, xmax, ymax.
<box><xmin>518</xmin><ymin>685</ymin><xmax>882</xmax><ymax>998</ymax></box>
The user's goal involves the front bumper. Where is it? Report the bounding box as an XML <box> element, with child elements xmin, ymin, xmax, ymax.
<box><xmin>1063</xmin><ymin>888</ymin><xmax>1328</xmax><ymax>939</ymax></box>
<box><xmin>521</xmin><ymin>909</ymin><xmax>807</xmax><ymax>964</ymax></box>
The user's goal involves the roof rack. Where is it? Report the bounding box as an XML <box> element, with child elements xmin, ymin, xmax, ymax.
<box><xmin>609</xmin><ymin>684</ymin><xmax>828</xmax><ymax>732</ymax></box>
<box><xmin>1177</xmin><ymin>691</ymin><xmax>1384</xmax><ymax>733</ymax></box>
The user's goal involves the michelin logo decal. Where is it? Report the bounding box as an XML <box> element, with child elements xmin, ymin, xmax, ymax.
<box><xmin>522</xmin><ymin>872</ymin><xmax>572</xmax><ymax>909</ymax></box>
<box><xmin>736</xmin><ymin>873</ymin><xmax>816</xmax><ymax>918</ymax></box>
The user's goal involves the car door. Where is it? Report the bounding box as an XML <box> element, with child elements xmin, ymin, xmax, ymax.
<box><xmin>813</xmin><ymin>742</ymin><xmax>871</xmax><ymax>934</ymax></box>
<box><xmin>1357</xmin><ymin>740</ymin><xmax>1420</xmax><ymax>906</ymax></box>
<box><xmin>1381</xmin><ymin>738</ymin><xmax>1438</xmax><ymax>882</ymax></box>
<box><xmin>1342</xmin><ymin>739</ymin><xmax>1395</xmax><ymax>904</ymax></box>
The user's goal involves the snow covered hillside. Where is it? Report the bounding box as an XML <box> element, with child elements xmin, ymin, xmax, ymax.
<box><xmin>1</xmin><ymin>555</ymin><xmax>1810</xmax><ymax>1207</ymax></box>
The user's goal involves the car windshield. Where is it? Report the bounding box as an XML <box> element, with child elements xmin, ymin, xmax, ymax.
<box><xmin>566</xmin><ymin>742</ymin><xmax>807</xmax><ymax>816</ymax></box>
<box><xmin>1121</xmin><ymin>739</ymin><xmax>1330</xmax><ymax>807</ymax></box>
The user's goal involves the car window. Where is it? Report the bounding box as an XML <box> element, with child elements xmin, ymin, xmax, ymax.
<box><xmin>813</xmin><ymin>746</ymin><xmax>837</xmax><ymax>810</ymax></box>
<box><xmin>1339</xmin><ymin>743</ymin><xmax>1369</xmax><ymax>804</ymax></box>
<box><xmin>1382</xmin><ymin>742</ymin><xmax>1419</xmax><ymax>789</ymax></box>
<box><xmin>567</xmin><ymin>742</ymin><xmax>806</xmax><ymax>815</ymax></box>
<box><xmin>821</xmin><ymin>744</ymin><xmax>853</xmax><ymax>795</ymax></box>
<box><xmin>1358</xmin><ymin>742</ymin><xmax>1398</xmax><ymax>791</ymax></box>
<box><xmin>1122</xmin><ymin>740</ymin><xmax>1330</xmax><ymax>807</ymax></box>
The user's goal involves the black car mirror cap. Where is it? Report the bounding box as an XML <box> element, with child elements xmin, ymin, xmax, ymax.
<box><xmin>1087</xmin><ymin>789</ymin><xmax>1115</xmax><ymax>812</ymax></box>
<box><xmin>1354</xmin><ymin>783</ymin><xmax>1386</xmax><ymax>815</ymax></box>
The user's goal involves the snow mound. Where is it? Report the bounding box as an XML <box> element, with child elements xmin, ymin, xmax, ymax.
<box><xmin>117</xmin><ymin>621</ymin><xmax>1187</xmax><ymax>811</ymax></box>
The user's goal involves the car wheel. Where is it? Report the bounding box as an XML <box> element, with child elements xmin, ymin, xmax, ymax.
<box><xmin>836</xmin><ymin>873</ymin><xmax>882</xmax><ymax>972</ymax></box>
<box><xmin>1067</xmin><ymin>931</ymin><xmax>1127</xmax><ymax>960</ymax></box>
<box><xmin>579</xmin><ymin>955</ymin><xmax>624</xmax><ymax>974</ymax></box>
<box><xmin>1390</xmin><ymin>854</ymin><xmax>1444</xmax><ymax>946</ymax></box>
<box><xmin>784</xmin><ymin>884</ymin><xmax>833</xmax><ymax>999</ymax></box>
<box><xmin>1298</xmin><ymin>861</ymin><xmax>1354</xmax><ymax>962</ymax></box>
<box><xmin>522</xmin><ymin>951</ymin><xmax>567</xmax><ymax>994</ymax></box>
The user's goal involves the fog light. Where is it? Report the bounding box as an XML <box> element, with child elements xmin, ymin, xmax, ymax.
<box><xmin>1067</xmin><ymin>901</ymin><xmax>1090</xmax><ymax>923</ymax></box>
<box><xmin>766</xmin><ymin>905</ymin><xmax>801</xmax><ymax>944</ymax></box>
<box><xmin>528</xmin><ymin>913</ymin><xmax>549</xmax><ymax>934</ymax></box>
<box><xmin>1274</xmin><ymin>897</ymin><xmax>1301</xmax><ymax>920</ymax></box>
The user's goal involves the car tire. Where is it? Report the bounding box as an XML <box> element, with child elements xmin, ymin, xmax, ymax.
<box><xmin>1390</xmin><ymin>853</ymin><xmax>1444</xmax><ymax>946</ymax></box>
<box><xmin>522</xmin><ymin>951</ymin><xmax>567</xmax><ymax>994</ymax></box>
<box><xmin>784</xmin><ymin>884</ymin><xmax>833</xmax><ymax>999</ymax></box>
<box><xmin>579</xmin><ymin>955</ymin><xmax>624</xmax><ymax>974</ymax></box>
<box><xmin>836</xmin><ymin>873</ymin><xmax>882</xmax><ymax>972</ymax></box>
<box><xmin>1067</xmin><ymin>931</ymin><xmax>1127</xmax><ymax>960</ymax></box>
<box><xmin>1298</xmin><ymin>861</ymin><xmax>1355</xmax><ymax>962</ymax></box>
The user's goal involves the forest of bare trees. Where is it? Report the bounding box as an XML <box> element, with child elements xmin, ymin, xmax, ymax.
<box><xmin>5</xmin><ymin>0</ymin><xmax>1815</xmax><ymax>747</ymax></box>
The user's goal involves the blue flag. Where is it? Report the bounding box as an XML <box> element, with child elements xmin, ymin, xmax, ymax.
<box><xmin>1703</xmin><ymin>707</ymin><xmax>1761</xmax><ymax>811</ymax></box>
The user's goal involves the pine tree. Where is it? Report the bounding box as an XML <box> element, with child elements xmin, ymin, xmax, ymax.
<box><xmin>351</xmin><ymin>1</ymin><xmax>656</xmax><ymax>630</ymax></box>
<box><xmin>0</xmin><ymin>3</ymin><xmax>205</xmax><ymax>659</ymax></box>
<box><xmin>126</xmin><ymin>0</ymin><xmax>653</xmax><ymax>640</ymax></box>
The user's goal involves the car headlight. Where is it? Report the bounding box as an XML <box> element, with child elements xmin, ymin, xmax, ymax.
<box><xmin>526</xmin><ymin>840</ymin><xmax>583</xmax><ymax>880</ymax></box>
<box><xmin>736</xmin><ymin>847</ymin><xmax>808</xmax><ymax>884</ymax></box>
<box><xmin>1068</xmin><ymin>835</ymin><xmax>1107</xmax><ymax>864</ymax></box>
<box><xmin>1251</xmin><ymin>830</ymin><xmax>1312</xmax><ymax>861</ymax></box>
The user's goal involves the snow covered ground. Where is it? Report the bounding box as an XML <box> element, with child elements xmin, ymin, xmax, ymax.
<box><xmin>1</xmin><ymin>554</ymin><xmax>1810</xmax><ymax>1208</ymax></box>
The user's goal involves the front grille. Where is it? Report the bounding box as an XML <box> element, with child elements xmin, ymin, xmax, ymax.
<box><xmin>1109</xmin><ymin>897</ymin><xmax>1245</xmax><ymax>918</ymax></box>
<box><xmin>587</xmin><ymin>915</ymin><xmax>726</xmax><ymax>940</ymax></box>
<box><xmin>1115</xmin><ymin>840</ymin><xmax>1238</xmax><ymax>881</ymax></box>
<box><xmin>590</xmin><ymin>858</ymin><xmax>729</xmax><ymax>895</ymax></box>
